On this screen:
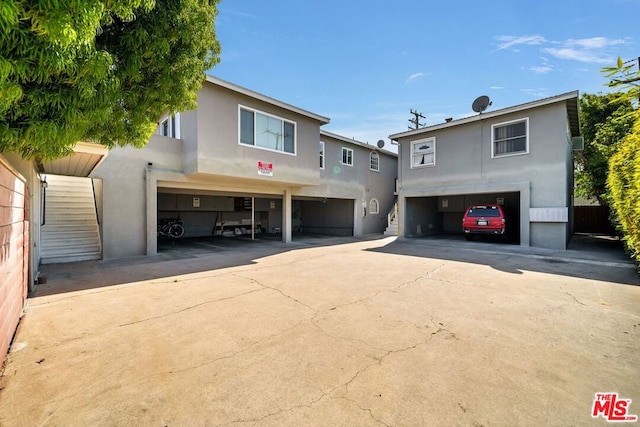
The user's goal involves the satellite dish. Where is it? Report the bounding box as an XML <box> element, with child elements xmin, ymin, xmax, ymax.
<box><xmin>376</xmin><ymin>139</ymin><xmax>385</xmax><ymax>149</ymax></box>
<box><xmin>472</xmin><ymin>95</ymin><xmax>492</xmax><ymax>113</ymax></box>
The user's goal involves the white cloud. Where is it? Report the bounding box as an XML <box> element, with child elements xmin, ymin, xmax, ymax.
<box><xmin>542</xmin><ymin>47</ymin><xmax>612</xmax><ymax>64</ymax></box>
<box><xmin>490</xmin><ymin>86</ymin><xmax>505</xmax><ymax>90</ymax></box>
<box><xmin>563</xmin><ymin>37</ymin><xmax>627</xmax><ymax>49</ymax></box>
<box><xmin>530</xmin><ymin>65</ymin><xmax>553</xmax><ymax>74</ymax></box>
<box><xmin>406</xmin><ymin>72</ymin><xmax>426</xmax><ymax>83</ymax></box>
<box><xmin>521</xmin><ymin>88</ymin><xmax>550</xmax><ymax>97</ymax></box>
<box><xmin>542</xmin><ymin>37</ymin><xmax>630</xmax><ymax>64</ymax></box>
<box><xmin>496</xmin><ymin>34</ymin><xmax>631</xmax><ymax>66</ymax></box>
<box><xmin>494</xmin><ymin>35</ymin><xmax>547</xmax><ymax>51</ymax></box>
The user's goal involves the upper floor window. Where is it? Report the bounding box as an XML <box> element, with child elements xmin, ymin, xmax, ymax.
<box><xmin>341</xmin><ymin>147</ymin><xmax>353</xmax><ymax>166</ymax></box>
<box><xmin>157</xmin><ymin>113</ymin><xmax>180</xmax><ymax>139</ymax></box>
<box><xmin>239</xmin><ymin>106</ymin><xmax>296</xmax><ymax>154</ymax></box>
<box><xmin>370</xmin><ymin>151</ymin><xmax>380</xmax><ymax>171</ymax></box>
<box><xmin>319</xmin><ymin>141</ymin><xmax>325</xmax><ymax>169</ymax></box>
<box><xmin>411</xmin><ymin>137</ymin><xmax>435</xmax><ymax>168</ymax></box>
<box><xmin>492</xmin><ymin>118</ymin><xmax>528</xmax><ymax>158</ymax></box>
<box><xmin>369</xmin><ymin>198</ymin><xmax>379</xmax><ymax>214</ymax></box>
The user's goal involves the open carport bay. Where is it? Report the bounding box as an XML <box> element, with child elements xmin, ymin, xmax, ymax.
<box><xmin>293</xmin><ymin>197</ymin><xmax>354</xmax><ymax>236</ymax></box>
<box><xmin>158</xmin><ymin>189</ymin><xmax>283</xmax><ymax>238</ymax></box>
<box><xmin>405</xmin><ymin>192</ymin><xmax>520</xmax><ymax>243</ymax></box>
<box><xmin>157</xmin><ymin>190</ymin><xmax>355</xmax><ymax>248</ymax></box>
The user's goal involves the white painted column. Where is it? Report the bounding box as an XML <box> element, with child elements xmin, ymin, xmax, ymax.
<box><xmin>353</xmin><ymin>198</ymin><xmax>364</xmax><ymax>237</ymax></box>
<box><xmin>282</xmin><ymin>188</ymin><xmax>292</xmax><ymax>243</ymax></box>
<box><xmin>520</xmin><ymin>183</ymin><xmax>531</xmax><ymax>247</ymax></box>
<box><xmin>251</xmin><ymin>196</ymin><xmax>255</xmax><ymax>240</ymax></box>
<box><xmin>398</xmin><ymin>194</ymin><xmax>406</xmax><ymax>237</ymax></box>
<box><xmin>146</xmin><ymin>167</ymin><xmax>158</xmax><ymax>256</ymax></box>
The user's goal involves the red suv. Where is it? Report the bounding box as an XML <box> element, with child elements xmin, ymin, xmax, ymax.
<box><xmin>462</xmin><ymin>204</ymin><xmax>506</xmax><ymax>241</ymax></box>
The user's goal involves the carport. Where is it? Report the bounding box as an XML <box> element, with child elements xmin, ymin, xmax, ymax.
<box><xmin>157</xmin><ymin>187</ymin><xmax>285</xmax><ymax>243</ymax></box>
<box><xmin>401</xmin><ymin>183</ymin><xmax>531</xmax><ymax>246</ymax></box>
<box><xmin>155</xmin><ymin>190</ymin><xmax>356</xmax><ymax>251</ymax></box>
<box><xmin>292</xmin><ymin>197</ymin><xmax>355</xmax><ymax>237</ymax></box>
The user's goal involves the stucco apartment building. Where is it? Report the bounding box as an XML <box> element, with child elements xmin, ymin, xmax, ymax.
<box><xmin>390</xmin><ymin>91</ymin><xmax>580</xmax><ymax>250</ymax></box>
<box><xmin>90</xmin><ymin>76</ymin><xmax>398</xmax><ymax>259</ymax></box>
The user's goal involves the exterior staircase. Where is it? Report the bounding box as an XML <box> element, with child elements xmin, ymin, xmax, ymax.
<box><xmin>41</xmin><ymin>175</ymin><xmax>102</xmax><ymax>264</ymax></box>
<box><xmin>383</xmin><ymin>201</ymin><xmax>399</xmax><ymax>236</ymax></box>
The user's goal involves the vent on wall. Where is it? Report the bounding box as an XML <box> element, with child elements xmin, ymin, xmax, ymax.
<box><xmin>572</xmin><ymin>136</ymin><xmax>584</xmax><ymax>151</ymax></box>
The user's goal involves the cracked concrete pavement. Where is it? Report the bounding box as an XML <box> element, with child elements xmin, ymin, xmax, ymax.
<box><xmin>1</xmin><ymin>235</ymin><xmax>639</xmax><ymax>426</ymax></box>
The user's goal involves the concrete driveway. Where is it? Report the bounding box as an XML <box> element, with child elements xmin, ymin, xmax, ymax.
<box><xmin>1</xmin><ymin>235</ymin><xmax>639</xmax><ymax>426</ymax></box>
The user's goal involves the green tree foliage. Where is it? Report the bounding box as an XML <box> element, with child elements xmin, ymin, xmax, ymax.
<box><xmin>576</xmin><ymin>93</ymin><xmax>634</xmax><ymax>205</ymax></box>
<box><xmin>0</xmin><ymin>0</ymin><xmax>220</xmax><ymax>159</ymax></box>
<box><xmin>603</xmin><ymin>57</ymin><xmax>640</xmax><ymax>263</ymax></box>
<box><xmin>608</xmin><ymin>128</ymin><xmax>640</xmax><ymax>262</ymax></box>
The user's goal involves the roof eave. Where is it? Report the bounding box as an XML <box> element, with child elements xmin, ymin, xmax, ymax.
<box><xmin>389</xmin><ymin>90</ymin><xmax>580</xmax><ymax>140</ymax></box>
<box><xmin>320</xmin><ymin>130</ymin><xmax>398</xmax><ymax>157</ymax></box>
<box><xmin>205</xmin><ymin>75</ymin><xmax>331</xmax><ymax>125</ymax></box>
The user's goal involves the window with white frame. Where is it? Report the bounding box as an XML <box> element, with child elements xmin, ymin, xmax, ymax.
<box><xmin>158</xmin><ymin>113</ymin><xmax>180</xmax><ymax>139</ymax></box>
<box><xmin>341</xmin><ymin>147</ymin><xmax>353</xmax><ymax>166</ymax></box>
<box><xmin>492</xmin><ymin>118</ymin><xmax>528</xmax><ymax>157</ymax></box>
<box><xmin>319</xmin><ymin>141</ymin><xmax>325</xmax><ymax>169</ymax></box>
<box><xmin>239</xmin><ymin>106</ymin><xmax>296</xmax><ymax>154</ymax></box>
<box><xmin>370</xmin><ymin>151</ymin><xmax>380</xmax><ymax>171</ymax></box>
<box><xmin>411</xmin><ymin>137</ymin><xmax>435</xmax><ymax>168</ymax></box>
<box><xmin>369</xmin><ymin>198</ymin><xmax>379</xmax><ymax>214</ymax></box>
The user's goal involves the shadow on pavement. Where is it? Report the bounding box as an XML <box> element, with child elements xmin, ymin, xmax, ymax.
<box><xmin>33</xmin><ymin>234</ymin><xmax>370</xmax><ymax>298</ymax></box>
<box><xmin>366</xmin><ymin>233</ymin><xmax>639</xmax><ymax>286</ymax></box>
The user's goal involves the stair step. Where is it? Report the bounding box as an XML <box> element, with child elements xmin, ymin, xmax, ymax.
<box><xmin>41</xmin><ymin>174</ymin><xmax>102</xmax><ymax>264</ymax></box>
<box><xmin>41</xmin><ymin>237</ymin><xmax>100</xmax><ymax>246</ymax></box>
<box><xmin>41</xmin><ymin>252</ymin><xmax>102</xmax><ymax>264</ymax></box>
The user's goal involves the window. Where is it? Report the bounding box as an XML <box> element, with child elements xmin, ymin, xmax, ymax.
<box><xmin>161</xmin><ymin>119</ymin><xmax>169</xmax><ymax>137</ymax></box>
<box><xmin>341</xmin><ymin>147</ymin><xmax>353</xmax><ymax>166</ymax></box>
<box><xmin>319</xmin><ymin>141</ymin><xmax>325</xmax><ymax>169</ymax></box>
<box><xmin>239</xmin><ymin>106</ymin><xmax>296</xmax><ymax>154</ymax></box>
<box><xmin>492</xmin><ymin>118</ymin><xmax>528</xmax><ymax>157</ymax></box>
<box><xmin>369</xmin><ymin>198</ymin><xmax>379</xmax><ymax>214</ymax></box>
<box><xmin>370</xmin><ymin>151</ymin><xmax>379</xmax><ymax>171</ymax></box>
<box><xmin>411</xmin><ymin>137</ymin><xmax>435</xmax><ymax>168</ymax></box>
<box><xmin>158</xmin><ymin>113</ymin><xmax>180</xmax><ymax>139</ymax></box>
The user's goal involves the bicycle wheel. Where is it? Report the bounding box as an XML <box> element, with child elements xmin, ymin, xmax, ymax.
<box><xmin>168</xmin><ymin>223</ymin><xmax>185</xmax><ymax>238</ymax></box>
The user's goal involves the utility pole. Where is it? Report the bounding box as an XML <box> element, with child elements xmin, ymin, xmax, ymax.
<box><xmin>408</xmin><ymin>109</ymin><xmax>426</xmax><ymax>130</ymax></box>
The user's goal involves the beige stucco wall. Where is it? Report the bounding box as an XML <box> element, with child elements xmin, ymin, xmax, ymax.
<box><xmin>92</xmin><ymin>136</ymin><xmax>184</xmax><ymax>259</ymax></box>
<box><xmin>189</xmin><ymin>82</ymin><xmax>322</xmax><ymax>187</ymax></box>
<box><xmin>296</xmin><ymin>133</ymin><xmax>398</xmax><ymax>234</ymax></box>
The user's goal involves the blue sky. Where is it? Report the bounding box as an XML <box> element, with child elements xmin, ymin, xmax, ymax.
<box><xmin>212</xmin><ymin>0</ymin><xmax>639</xmax><ymax>148</ymax></box>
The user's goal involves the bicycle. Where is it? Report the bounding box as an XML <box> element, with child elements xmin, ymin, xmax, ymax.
<box><xmin>158</xmin><ymin>217</ymin><xmax>185</xmax><ymax>239</ymax></box>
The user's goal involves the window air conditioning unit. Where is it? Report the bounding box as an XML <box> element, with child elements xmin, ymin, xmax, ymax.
<box><xmin>572</xmin><ymin>136</ymin><xmax>584</xmax><ymax>151</ymax></box>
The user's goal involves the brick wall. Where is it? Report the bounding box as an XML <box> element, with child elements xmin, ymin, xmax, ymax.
<box><xmin>0</xmin><ymin>159</ymin><xmax>29</xmax><ymax>363</ymax></box>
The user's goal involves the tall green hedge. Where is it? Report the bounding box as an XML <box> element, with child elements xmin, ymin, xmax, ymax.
<box><xmin>607</xmin><ymin>116</ymin><xmax>640</xmax><ymax>264</ymax></box>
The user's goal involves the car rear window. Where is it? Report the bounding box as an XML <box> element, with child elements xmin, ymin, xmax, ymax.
<box><xmin>467</xmin><ymin>207</ymin><xmax>501</xmax><ymax>217</ymax></box>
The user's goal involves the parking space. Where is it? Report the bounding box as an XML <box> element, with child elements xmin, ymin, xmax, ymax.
<box><xmin>404</xmin><ymin>191</ymin><xmax>521</xmax><ymax>244</ymax></box>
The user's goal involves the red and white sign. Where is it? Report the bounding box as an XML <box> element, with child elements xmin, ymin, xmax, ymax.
<box><xmin>592</xmin><ymin>393</ymin><xmax>637</xmax><ymax>422</ymax></box>
<box><xmin>258</xmin><ymin>161</ymin><xmax>273</xmax><ymax>176</ymax></box>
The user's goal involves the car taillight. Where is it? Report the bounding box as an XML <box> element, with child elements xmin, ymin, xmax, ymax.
<box><xmin>501</xmin><ymin>218</ymin><xmax>505</xmax><ymax>225</ymax></box>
